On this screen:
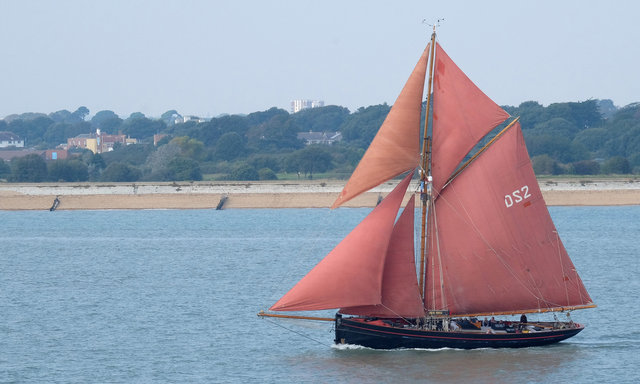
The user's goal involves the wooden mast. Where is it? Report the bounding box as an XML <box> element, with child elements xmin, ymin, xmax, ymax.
<box><xmin>419</xmin><ymin>28</ymin><xmax>437</xmax><ymax>300</ymax></box>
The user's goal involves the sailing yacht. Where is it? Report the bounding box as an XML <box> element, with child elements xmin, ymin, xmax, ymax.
<box><xmin>260</xmin><ymin>30</ymin><xmax>595</xmax><ymax>349</ymax></box>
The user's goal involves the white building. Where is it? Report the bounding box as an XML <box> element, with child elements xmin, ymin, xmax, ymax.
<box><xmin>291</xmin><ymin>99</ymin><xmax>325</xmax><ymax>113</ymax></box>
<box><xmin>297</xmin><ymin>131</ymin><xmax>342</xmax><ymax>145</ymax></box>
<box><xmin>180</xmin><ymin>115</ymin><xmax>207</xmax><ymax>124</ymax></box>
<box><xmin>0</xmin><ymin>131</ymin><xmax>24</xmax><ymax>148</ymax></box>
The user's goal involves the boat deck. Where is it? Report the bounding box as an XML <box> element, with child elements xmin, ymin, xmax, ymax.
<box><xmin>348</xmin><ymin>317</ymin><xmax>577</xmax><ymax>335</ymax></box>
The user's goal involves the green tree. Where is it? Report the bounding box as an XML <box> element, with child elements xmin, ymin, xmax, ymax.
<box><xmin>215</xmin><ymin>132</ymin><xmax>245</xmax><ymax>160</ymax></box>
<box><xmin>246</xmin><ymin>107</ymin><xmax>289</xmax><ymax>126</ymax></box>
<box><xmin>566</xmin><ymin>100</ymin><xmax>603</xmax><ymax>129</ymax></box>
<box><xmin>0</xmin><ymin>159</ymin><xmax>11</xmax><ymax>179</ymax></box>
<box><xmin>186</xmin><ymin>120</ymin><xmax>218</xmax><ymax>146</ymax></box>
<box><xmin>529</xmin><ymin>118</ymin><xmax>578</xmax><ymax>139</ymax></box>
<box><xmin>286</xmin><ymin>145</ymin><xmax>332</xmax><ymax>178</ymax></box>
<box><xmin>88</xmin><ymin>153</ymin><xmax>106</xmax><ymax>169</ymax></box>
<box><xmin>85</xmin><ymin>153</ymin><xmax>106</xmax><ymax>181</ymax></box>
<box><xmin>247</xmin><ymin>114</ymin><xmax>302</xmax><ymax>151</ymax></box>
<box><xmin>329</xmin><ymin>145</ymin><xmax>363</xmax><ymax>171</ymax></box>
<box><xmin>258</xmin><ymin>168</ymin><xmax>277</xmax><ymax>180</ymax></box>
<box><xmin>121</xmin><ymin>116</ymin><xmax>166</xmax><ymax>140</ymax></box>
<box><xmin>249</xmin><ymin>154</ymin><xmax>282</xmax><ymax>173</ymax></box>
<box><xmin>101</xmin><ymin>144</ymin><xmax>154</xmax><ymax>166</ymax></box>
<box><xmin>170</xmin><ymin>136</ymin><xmax>205</xmax><ymax>160</ymax></box>
<box><xmin>10</xmin><ymin>154</ymin><xmax>48</xmax><ymax>182</ymax></box>
<box><xmin>71</xmin><ymin>106</ymin><xmax>90</xmax><ymax>122</ymax></box>
<box><xmin>7</xmin><ymin>116</ymin><xmax>55</xmax><ymax>147</ymax></box>
<box><xmin>525</xmin><ymin>134</ymin><xmax>576</xmax><ymax>162</ymax></box>
<box><xmin>161</xmin><ymin>110</ymin><xmax>181</xmax><ymax>125</ymax></box>
<box><xmin>43</xmin><ymin>121</ymin><xmax>92</xmax><ymax>147</ymax></box>
<box><xmin>571</xmin><ymin>160</ymin><xmax>600</xmax><ymax>175</ymax></box>
<box><xmin>167</xmin><ymin>156</ymin><xmax>202</xmax><ymax>181</ymax></box>
<box><xmin>629</xmin><ymin>153</ymin><xmax>640</xmax><ymax>174</ymax></box>
<box><xmin>101</xmin><ymin>162</ymin><xmax>141</xmax><ymax>181</ymax></box>
<box><xmin>48</xmin><ymin>159</ymin><xmax>89</xmax><ymax>181</ymax></box>
<box><xmin>601</xmin><ymin>156</ymin><xmax>631</xmax><ymax>174</ymax></box>
<box><xmin>531</xmin><ymin>154</ymin><xmax>561</xmax><ymax>175</ymax></box>
<box><xmin>91</xmin><ymin>110</ymin><xmax>123</xmax><ymax>134</ymax></box>
<box><xmin>48</xmin><ymin>109</ymin><xmax>73</xmax><ymax>123</ymax></box>
<box><xmin>144</xmin><ymin>142</ymin><xmax>181</xmax><ymax>178</ymax></box>
<box><xmin>340</xmin><ymin>104</ymin><xmax>390</xmax><ymax>148</ymax></box>
<box><xmin>227</xmin><ymin>163</ymin><xmax>259</xmax><ymax>180</ymax></box>
<box><xmin>573</xmin><ymin>128</ymin><xmax>608</xmax><ymax>152</ymax></box>
<box><xmin>291</xmin><ymin>105</ymin><xmax>350</xmax><ymax>132</ymax></box>
<box><xmin>213</xmin><ymin>115</ymin><xmax>249</xmax><ymax>136</ymax></box>
<box><xmin>504</xmin><ymin>101</ymin><xmax>547</xmax><ymax>129</ymax></box>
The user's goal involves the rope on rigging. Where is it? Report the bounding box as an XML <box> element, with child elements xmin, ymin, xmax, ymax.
<box><xmin>260</xmin><ymin>317</ymin><xmax>333</xmax><ymax>348</ymax></box>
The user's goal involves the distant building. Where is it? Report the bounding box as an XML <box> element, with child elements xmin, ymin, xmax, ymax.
<box><xmin>179</xmin><ymin>115</ymin><xmax>207</xmax><ymax>124</ymax></box>
<box><xmin>68</xmin><ymin>133</ymin><xmax>97</xmax><ymax>153</ymax></box>
<box><xmin>0</xmin><ymin>131</ymin><xmax>24</xmax><ymax>148</ymax></box>
<box><xmin>291</xmin><ymin>100</ymin><xmax>325</xmax><ymax>113</ymax></box>
<box><xmin>153</xmin><ymin>134</ymin><xmax>168</xmax><ymax>146</ymax></box>
<box><xmin>0</xmin><ymin>148</ymin><xmax>68</xmax><ymax>162</ymax></box>
<box><xmin>297</xmin><ymin>131</ymin><xmax>342</xmax><ymax>145</ymax></box>
<box><xmin>67</xmin><ymin>129</ymin><xmax>137</xmax><ymax>154</ymax></box>
<box><xmin>44</xmin><ymin>149</ymin><xmax>68</xmax><ymax>161</ymax></box>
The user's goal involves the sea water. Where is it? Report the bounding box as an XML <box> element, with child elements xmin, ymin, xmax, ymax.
<box><xmin>0</xmin><ymin>206</ymin><xmax>638</xmax><ymax>383</ymax></box>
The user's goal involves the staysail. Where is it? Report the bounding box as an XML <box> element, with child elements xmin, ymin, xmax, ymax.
<box><xmin>431</xmin><ymin>43</ymin><xmax>510</xmax><ymax>194</ymax></box>
<box><xmin>426</xmin><ymin>123</ymin><xmax>594</xmax><ymax>315</ymax></box>
<box><xmin>341</xmin><ymin>195</ymin><xmax>425</xmax><ymax>318</ymax></box>
<box><xmin>331</xmin><ymin>45</ymin><xmax>429</xmax><ymax>208</ymax></box>
<box><xmin>271</xmin><ymin>172</ymin><xmax>414</xmax><ymax>312</ymax></box>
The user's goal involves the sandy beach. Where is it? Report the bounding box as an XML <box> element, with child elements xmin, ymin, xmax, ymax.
<box><xmin>1</xmin><ymin>178</ymin><xmax>639</xmax><ymax>210</ymax></box>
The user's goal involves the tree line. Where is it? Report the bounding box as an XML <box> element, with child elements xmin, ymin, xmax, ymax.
<box><xmin>0</xmin><ymin>99</ymin><xmax>638</xmax><ymax>182</ymax></box>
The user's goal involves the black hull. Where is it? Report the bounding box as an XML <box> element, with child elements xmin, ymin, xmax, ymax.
<box><xmin>335</xmin><ymin>318</ymin><xmax>584</xmax><ymax>350</ymax></box>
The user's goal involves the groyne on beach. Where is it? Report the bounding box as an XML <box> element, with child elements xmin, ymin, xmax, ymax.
<box><xmin>1</xmin><ymin>178</ymin><xmax>639</xmax><ymax>210</ymax></box>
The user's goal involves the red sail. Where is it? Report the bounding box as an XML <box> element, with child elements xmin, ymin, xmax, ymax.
<box><xmin>426</xmin><ymin>123</ymin><xmax>593</xmax><ymax>315</ymax></box>
<box><xmin>431</xmin><ymin>43</ymin><xmax>510</xmax><ymax>194</ymax></box>
<box><xmin>271</xmin><ymin>172</ymin><xmax>414</xmax><ymax>312</ymax></box>
<box><xmin>331</xmin><ymin>45</ymin><xmax>429</xmax><ymax>208</ymax></box>
<box><xmin>341</xmin><ymin>195</ymin><xmax>426</xmax><ymax>318</ymax></box>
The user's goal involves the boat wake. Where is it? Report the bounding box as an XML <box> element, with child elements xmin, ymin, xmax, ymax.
<box><xmin>331</xmin><ymin>343</ymin><xmax>464</xmax><ymax>352</ymax></box>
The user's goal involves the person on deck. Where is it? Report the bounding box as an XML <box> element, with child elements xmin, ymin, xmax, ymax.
<box><xmin>520</xmin><ymin>314</ymin><xmax>528</xmax><ymax>324</ymax></box>
<box><xmin>519</xmin><ymin>314</ymin><xmax>528</xmax><ymax>330</ymax></box>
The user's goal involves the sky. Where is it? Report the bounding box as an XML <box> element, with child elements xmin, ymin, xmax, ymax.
<box><xmin>1</xmin><ymin>0</ymin><xmax>638</xmax><ymax>119</ymax></box>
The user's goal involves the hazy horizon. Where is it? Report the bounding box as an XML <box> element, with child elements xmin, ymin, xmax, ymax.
<box><xmin>1</xmin><ymin>0</ymin><xmax>638</xmax><ymax>119</ymax></box>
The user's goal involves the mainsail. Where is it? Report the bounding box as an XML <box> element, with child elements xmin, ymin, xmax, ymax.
<box><xmin>331</xmin><ymin>45</ymin><xmax>429</xmax><ymax>208</ymax></box>
<box><xmin>426</xmin><ymin>123</ymin><xmax>594</xmax><ymax>315</ymax></box>
<box><xmin>271</xmin><ymin>172</ymin><xmax>415</xmax><ymax>312</ymax></box>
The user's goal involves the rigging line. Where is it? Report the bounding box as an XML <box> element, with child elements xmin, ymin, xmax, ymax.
<box><xmin>555</xmin><ymin>230</ymin><xmax>571</xmax><ymax>306</ymax></box>
<box><xmin>413</xmin><ymin>187</ymin><xmax>423</xmax><ymax>285</ymax></box>
<box><xmin>262</xmin><ymin>317</ymin><xmax>333</xmax><ymax>348</ymax></box>
<box><xmin>380</xmin><ymin>304</ymin><xmax>419</xmax><ymax>326</ymax></box>
<box><xmin>573</xmin><ymin>264</ymin><xmax>589</xmax><ymax>305</ymax></box>
<box><xmin>432</xmin><ymin>198</ymin><xmax>447</xmax><ymax>311</ymax></box>
<box><xmin>428</xmin><ymin>199</ymin><xmax>436</xmax><ymax>310</ymax></box>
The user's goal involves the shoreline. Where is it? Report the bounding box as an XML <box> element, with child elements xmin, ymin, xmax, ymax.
<box><xmin>1</xmin><ymin>179</ymin><xmax>639</xmax><ymax>210</ymax></box>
